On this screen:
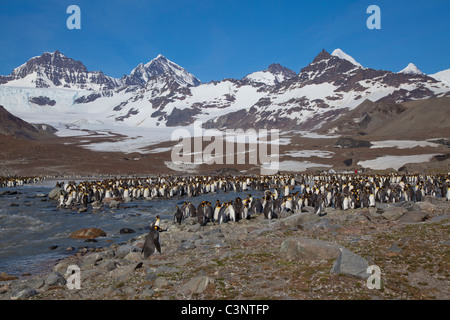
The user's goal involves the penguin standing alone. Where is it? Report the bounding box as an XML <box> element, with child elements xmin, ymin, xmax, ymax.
<box><xmin>142</xmin><ymin>226</ymin><xmax>161</xmax><ymax>259</ymax></box>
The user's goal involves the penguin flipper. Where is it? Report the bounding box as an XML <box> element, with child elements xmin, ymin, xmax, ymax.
<box><xmin>155</xmin><ymin>241</ymin><xmax>161</xmax><ymax>254</ymax></box>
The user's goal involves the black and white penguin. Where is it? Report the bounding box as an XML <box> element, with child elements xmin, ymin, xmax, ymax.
<box><xmin>314</xmin><ymin>194</ymin><xmax>326</xmax><ymax>216</ymax></box>
<box><xmin>174</xmin><ymin>206</ymin><xmax>183</xmax><ymax>224</ymax></box>
<box><xmin>251</xmin><ymin>198</ymin><xmax>263</xmax><ymax>215</ymax></box>
<box><xmin>263</xmin><ymin>198</ymin><xmax>273</xmax><ymax>219</ymax></box>
<box><xmin>142</xmin><ymin>226</ymin><xmax>161</xmax><ymax>259</ymax></box>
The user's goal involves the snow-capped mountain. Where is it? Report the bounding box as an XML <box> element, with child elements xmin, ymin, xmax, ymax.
<box><xmin>331</xmin><ymin>49</ymin><xmax>363</xmax><ymax>68</ymax></box>
<box><xmin>398</xmin><ymin>63</ymin><xmax>424</xmax><ymax>75</ymax></box>
<box><xmin>429</xmin><ymin>69</ymin><xmax>450</xmax><ymax>85</ymax></box>
<box><xmin>244</xmin><ymin>63</ymin><xmax>297</xmax><ymax>85</ymax></box>
<box><xmin>0</xmin><ymin>49</ymin><xmax>449</xmax><ymax>136</ymax></box>
<box><xmin>124</xmin><ymin>54</ymin><xmax>201</xmax><ymax>87</ymax></box>
<box><xmin>0</xmin><ymin>50</ymin><xmax>121</xmax><ymax>91</ymax></box>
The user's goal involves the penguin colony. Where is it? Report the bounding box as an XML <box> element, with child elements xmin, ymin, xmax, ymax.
<box><xmin>47</xmin><ymin>173</ymin><xmax>450</xmax><ymax>217</ymax></box>
<box><xmin>0</xmin><ymin>176</ymin><xmax>43</xmax><ymax>188</ymax></box>
<box><xmin>175</xmin><ymin>172</ymin><xmax>450</xmax><ymax>224</ymax></box>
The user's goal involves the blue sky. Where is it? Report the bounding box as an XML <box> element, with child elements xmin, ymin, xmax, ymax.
<box><xmin>0</xmin><ymin>0</ymin><xmax>449</xmax><ymax>82</ymax></box>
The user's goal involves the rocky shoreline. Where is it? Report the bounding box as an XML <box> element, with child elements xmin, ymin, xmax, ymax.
<box><xmin>1</xmin><ymin>195</ymin><xmax>449</xmax><ymax>300</ymax></box>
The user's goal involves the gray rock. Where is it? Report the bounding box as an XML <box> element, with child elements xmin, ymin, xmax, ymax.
<box><xmin>154</xmin><ymin>277</ymin><xmax>169</xmax><ymax>288</ymax></box>
<box><xmin>45</xmin><ymin>271</ymin><xmax>67</xmax><ymax>286</ymax></box>
<box><xmin>35</xmin><ymin>193</ymin><xmax>47</xmax><ymax>198</ymax></box>
<box><xmin>177</xmin><ymin>242</ymin><xmax>196</xmax><ymax>251</ymax></box>
<box><xmin>277</xmin><ymin>212</ymin><xmax>320</xmax><ymax>229</ymax></box>
<box><xmin>140</xmin><ymin>286</ymin><xmax>155</xmax><ymax>298</ymax></box>
<box><xmin>11</xmin><ymin>287</ymin><xmax>38</xmax><ymax>300</ymax></box>
<box><xmin>330</xmin><ymin>247</ymin><xmax>370</xmax><ymax>279</ymax></box>
<box><xmin>212</xmin><ymin>240</ymin><xmax>227</xmax><ymax>248</ymax></box>
<box><xmin>387</xmin><ymin>244</ymin><xmax>403</xmax><ymax>253</ymax></box>
<box><xmin>187</xmin><ymin>224</ymin><xmax>201</xmax><ymax>233</ymax></box>
<box><xmin>109</xmin><ymin>200</ymin><xmax>120</xmax><ymax>209</ymax></box>
<box><xmin>280</xmin><ymin>238</ymin><xmax>341</xmax><ymax>261</ymax></box>
<box><xmin>398</xmin><ymin>211</ymin><xmax>429</xmax><ymax>223</ymax></box>
<box><xmin>380</xmin><ymin>206</ymin><xmax>406</xmax><ymax>221</ymax></box>
<box><xmin>82</xmin><ymin>249</ymin><xmax>115</xmax><ymax>267</ymax></box>
<box><xmin>98</xmin><ymin>260</ymin><xmax>120</xmax><ymax>272</ymax></box>
<box><xmin>179</xmin><ymin>275</ymin><xmax>214</xmax><ymax>295</ymax></box>
<box><xmin>108</xmin><ymin>264</ymin><xmax>136</xmax><ymax>281</ymax></box>
<box><xmin>124</xmin><ymin>252</ymin><xmax>143</xmax><ymax>262</ymax></box>
<box><xmin>156</xmin><ymin>265</ymin><xmax>181</xmax><ymax>274</ymax></box>
<box><xmin>48</xmin><ymin>187</ymin><xmax>62</xmax><ymax>200</ymax></box>
<box><xmin>23</xmin><ymin>277</ymin><xmax>45</xmax><ymax>290</ymax></box>
<box><xmin>416</xmin><ymin>201</ymin><xmax>439</xmax><ymax>214</ymax></box>
<box><xmin>116</xmin><ymin>244</ymin><xmax>140</xmax><ymax>259</ymax></box>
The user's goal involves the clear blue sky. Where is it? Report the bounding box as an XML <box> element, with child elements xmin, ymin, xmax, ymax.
<box><xmin>0</xmin><ymin>0</ymin><xmax>449</xmax><ymax>82</ymax></box>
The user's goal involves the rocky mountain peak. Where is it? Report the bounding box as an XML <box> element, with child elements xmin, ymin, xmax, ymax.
<box><xmin>126</xmin><ymin>54</ymin><xmax>201</xmax><ymax>87</ymax></box>
<box><xmin>11</xmin><ymin>50</ymin><xmax>87</xmax><ymax>78</ymax></box>
<box><xmin>1</xmin><ymin>50</ymin><xmax>119</xmax><ymax>90</ymax></box>
<box><xmin>311</xmin><ymin>49</ymin><xmax>332</xmax><ymax>64</ymax></box>
<box><xmin>267</xmin><ymin>63</ymin><xmax>297</xmax><ymax>79</ymax></box>
<box><xmin>398</xmin><ymin>63</ymin><xmax>424</xmax><ymax>75</ymax></box>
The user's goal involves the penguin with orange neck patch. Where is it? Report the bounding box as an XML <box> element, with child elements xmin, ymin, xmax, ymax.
<box><xmin>142</xmin><ymin>224</ymin><xmax>161</xmax><ymax>258</ymax></box>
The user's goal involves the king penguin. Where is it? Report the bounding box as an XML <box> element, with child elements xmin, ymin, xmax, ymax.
<box><xmin>142</xmin><ymin>226</ymin><xmax>161</xmax><ymax>259</ymax></box>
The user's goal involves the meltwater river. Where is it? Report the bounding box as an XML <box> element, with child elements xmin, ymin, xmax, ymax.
<box><xmin>0</xmin><ymin>179</ymin><xmax>269</xmax><ymax>277</ymax></box>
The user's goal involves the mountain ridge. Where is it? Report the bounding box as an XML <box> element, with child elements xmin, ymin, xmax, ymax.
<box><xmin>0</xmin><ymin>48</ymin><xmax>449</xmax><ymax>133</ymax></box>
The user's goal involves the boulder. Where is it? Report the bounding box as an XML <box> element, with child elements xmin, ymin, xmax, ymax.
<box><xmin>380</xmin><ymin>206</ymin><xmax>406</xmax><ymax>221</ymax></box>
<box><xmin>280</xmin><ymin>238</ymin><xmax>341</xmax><ymax>261</ymax></box>
<box><xmin>179</xmin><ymin>276</ymin><xmax>214</xmax><ymax>295</ymax></box>
<box><xmin>0</xmin><ymin>272</ymin><xmax>18</xmax><ymax>281</ymax></box>
<box><xmin>330</xmin><ymin>247</ymin><xmax>370</xmax><ymax>279</ymax></box>
<box><xmin>45</xmin><ymin>271</ymin><xmax>67</xmax><ymax>286</ymax></box>
<box><xmin>278</xmin><ymin>212</ymin><xmax>320</xmax><ymax>229</ymax></box>
<box><xmin>119</xmin><ymin>228</ymin><xmax>135</xmax><ymax>234</ymax></box>
<box><xmin>124</xmin><ymin>252</ymin><xmax>142</xmax><ymax>262</ymax></box>
<box><xmin>69</xmin><ymin>228</ymin><xmax>106</xmax><ymax>239</ymax></box>
<box><xmin>177</xmin><ymin>242</ymin><xmax>197</xmax><ymax>252</ymax></box>
<box><xmin>116</xmin><ymin>244</ymin><xmax>140</xmax><ymax>259</ymax></box>
<box><xmin>415</xmin><ymin>202</ymin><xmax>438</xmax><ymax>214</ymax></box>
<box><xmin>10</xmin><ymin>288</ymin><xmax>38</xmax><ymax>300</ymax></box>
<box><xmin>398</xmin><ymin>211</ymin><xmax>429</xmax><ymax>223</ymax></box>
<box><xmin>48</xmin><ymin>187</ymin><xmax>62</xmax><ymax>200</ymax></box>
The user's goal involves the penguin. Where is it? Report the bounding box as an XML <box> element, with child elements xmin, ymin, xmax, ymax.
<box><xmin>414</xmin><ymin>188</ymin><xmax>422</xmax><ymax>202</ymax></box>
<box><xmin>342</xmin><ymin>196</ymin><xmax>349</xmax><ymax>210</ymax></box>
<box><xmin>228</xmin><ymin>202</ymin><xmax>236</xmax><ymax>222</ymax></box>
<box><xmin>58</xmin><ymin>191</ymin><xmax>65</xmax><ymax>208</ymax></box>
<box><xmin>174</xmin><ymin>206</ymin><xmax>183</xmax><ymax>225</ymax></box>
<box><xmin>314</xmin><ymin>194</ymin><xmax>326</xmax><ymax>216</ymax></box>
<box><xmin>142</xmin><ymin>226</ymin><xmax>161</xmax><ymax>259</ymax></box>
<box><xmin>151</xmin><ymin>215</ymin><xmax>161</xmax><ymax>229</ymax></box>
<box><xmin>217</xmin><ymin>204</ymin><xmax>228</xmax><ymax>224</ymax></box>
<box><xmin>369</xmin><ymin>193</ymin><xmax>376</xmax><ymax>207</ymax></box>
<box><xmin>213</xmin><ymin>201</ymin><xmax>222</xmax><ymax>222</ymax></box>
<box><xmin>204</xmin><ymin>202</ymin><xmax>214</xmax><ymax>224</ymax></box>
<box><xmin>361</xmin><ymin>193</ymin><xmax>369</xmax><ymax>208</ymax></box>
<box><xmin>241</xmin><ymin>202</ymin><xmax>250</xmax><ymax>220</ymax></box>
<box><xmin>81</xmin><ymin>192</ymin><xmax>88</xmax><ymax>208</ymax></box>
<box><xmin>263</xmin><ymin>198</ymin><xmax>273</xmax><ymax>219</ymax></box>
<box><xmin>333</xmin><ymin>193</ymin><xmax>342</xmax><ymax>210</ymax></box>
<box><xmin>251</xmin><ymin>198</ymin><xmax>263</xmax><ymax>215</ymax></box>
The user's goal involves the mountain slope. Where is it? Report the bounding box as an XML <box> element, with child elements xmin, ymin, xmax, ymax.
<box><xmin>0</xmin><ymin>50</ymin><xmax>121</xmax><ymax>90</ymax></box>
<box><xmin>398</xmin><ymin>63</ymin><xmax>424</xmax><ymax>75</ymax></box>
<box><xmin>244</xmin><ymin>63</ymin><xmax>297</xmax><ymax>85</ymax></box>
<box><xmin>124</xmin><ymin>54</ymin><xmax>201</xmax><ymax>87</ymax></box>
<box><xmin>0</xmin><ymin>49</ymin><xmax>449</xmax><ymax>135</ymax></box>
<box><xmin>0</xmin><ymin>105</ymin><xmax>56</xmax><ymax>140</ymax></box>
<box><xmin>316</xmin><ymin>96</ymin><xmax>450</xmax><ymax>139</ymax></box>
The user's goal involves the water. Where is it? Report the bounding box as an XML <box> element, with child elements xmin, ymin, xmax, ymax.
<box><xmin>0</xmin><ymin>179</ymin><xmax>267</xmax><ymax>277</ymax></box>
